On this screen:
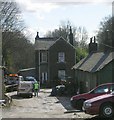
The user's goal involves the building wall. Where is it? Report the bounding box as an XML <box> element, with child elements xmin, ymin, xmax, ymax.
<box><xmin>76</xmin><ymin>70</ymin><xmax>98</xmax><ymax>93</ymax></box>
<box><xmin>49</xmin><ymin>38</ymin><xmax>75</xmax><ymax>87</ymax></box>
<box><xmin>35</xmin><ymin>38</ymin><xmax>76</xmax><ymax>87</ymax></box>
<box><xmin>35</xmin><ymin>50</ymin><xmax>39</xmax><ymax>81</ymax></box>
<box><xmin>35</xmin><ymin>50</ymin><xmax>49</xmax><ymax>83</ymax></box>
<box><xmin>97</xmin><ymin>61</ymin><xmax>113</xmax><ymax>84</ymax></box>
<box><xmin>75</xmin><ymin>61</ymin><xmax>113</xmax><ymax>93</ymax></box>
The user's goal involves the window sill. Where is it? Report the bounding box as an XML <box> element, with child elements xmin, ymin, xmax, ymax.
<box><xmin>57</xmin><ymin>61</ymin><xmax>66</xmax><ymax>64</ymax></box>
<box><xmin>40</xmin><ymin>62</ymin><xmax>48</xmax><ymax>64</ymax></box>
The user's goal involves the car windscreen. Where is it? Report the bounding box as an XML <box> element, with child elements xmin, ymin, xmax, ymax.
<box><xmin>24</xmin><ymin>77</ymin><xmax>36</xmax><ymax>82</ymax></box>
<box><xmin>26</xmin><ymin>79</ymin><xmax>34</xmax><ymax>81</ymax></box>
<box><xmin>25</xmin><ymin>78</ymin><xmax>35</xmax><ymax>81</ymax></box>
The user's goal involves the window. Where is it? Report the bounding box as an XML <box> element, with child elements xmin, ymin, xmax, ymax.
<box><xmin>58</xmin><ymin>52</ymin><xmax>65</xmax><ymax>62</ymax></box>
<box><xmin>94</xmin><ymin>85</ymin><xmax>109</xmax><ymax>93</ymax></box>
<box><xmin>41</xmin><ymin>52</ymin><xmax>47</xmax><ymax>62</ymax></box>
<box><xmin>58</xmin><ymin>70</ymin><xmax>65</xmax><ymax>80</ymax></box>
<box><xmin>41</xmin><ymin>72</ymin><xmax>48</xmax><ymax>83</ymax></box>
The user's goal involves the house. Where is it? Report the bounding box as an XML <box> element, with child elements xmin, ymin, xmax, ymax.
<box><xmin>35</xmin><ymin>27</ymin><xmax>76</xmax><ymax>87</ymax></box>
<box><xmin>72</xmin><ymin>37</ymin><xmax>114</xmax><ymax>93</ymax></box>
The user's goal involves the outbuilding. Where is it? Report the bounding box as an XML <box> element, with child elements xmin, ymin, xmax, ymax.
<box><xmin>72</xmin><ymin>37</ymin><xmax>114</xmax><ymax>93</ymax></box>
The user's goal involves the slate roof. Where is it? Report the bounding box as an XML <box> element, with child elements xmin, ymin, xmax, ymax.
<box><xmin>35</xmin><ymin>37</ymin><xmax>57</xmax><ymax>50</ymax></box>
<box><xmin>72</xmin><ymin>52</ymin><xmax>114</xmax><ymax>72</ymax></box>
<box><xmin>35</xmin><ymin>37</ymin><xmax>75</xmax><ymax>50</ymax></box>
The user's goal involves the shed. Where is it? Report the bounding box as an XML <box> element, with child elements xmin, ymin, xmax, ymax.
<box><xmin>72</xmin><ymin>52</ymin><xmax>114</xmax><ymax>93</ymax></box>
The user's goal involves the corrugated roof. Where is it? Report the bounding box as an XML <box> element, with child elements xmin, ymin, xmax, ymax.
<box><xmin>19</xmin><ymin>68</ymin><xmax>35</xmax><ymax>72</ymax></box>
<box><xmin>72</xmin><ymin>52</ymin><xmax>114</xmax><ymax>72</ymax></box>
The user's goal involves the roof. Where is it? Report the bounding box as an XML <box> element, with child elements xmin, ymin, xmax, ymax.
<box><xmin>72</xmin><ymin>52</ymin><xmax>114</xmax><ymax>73</ymax></box>
<box><xmin>19</xmin><ymin>68</ymin><xmax>35</xmax><ymax>72</ymax></box>
<box><xmin>48</xmin><ymin>37</ymin><xmax>75</xmax><ymax>50</ymax></box>
<box><xmin>34</xmin><ymin>37</ymin><xmax>57</xmax><ymax>50</ymax></box>
<box><xmin>35</xmin><ymin>37</ymin><xmax>75</xmax><ymax>50</ymax></box>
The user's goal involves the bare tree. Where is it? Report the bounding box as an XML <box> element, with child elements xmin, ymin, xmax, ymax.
<box><xmin>1</xmin><ymin>1</ymin><xmax>34</xmax><ymax>72</ymax></box>
<box><xmin>45</xmin><ymin>20</ymin><xmax>88</xmax><ymax>49</ymax></box>
<box><xmin>0</xmin><ymin>1</ymin><xmax>25</xmax><ymax>32</ymax></box>
<box><xmin>45</xmin><ymin>20</ymin><xmax>88</xmax><ymax>63</ymax></box>
<box><xmin>76</xmin><ymin>26</ymin><xmax>88</xmax><ymax>49</ymax></box>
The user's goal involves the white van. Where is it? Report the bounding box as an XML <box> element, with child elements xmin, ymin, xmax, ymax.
<box><xmin>17</xmin><ymin>76</ymin><xmax>35</xmax><ymax>97</ymax></box>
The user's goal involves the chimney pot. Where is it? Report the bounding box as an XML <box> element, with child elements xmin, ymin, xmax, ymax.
<box><xmin>89</xmin><ymin>36</ymin><xmax>97</xmax><ymax>53</ymax></box>
<box><xmin>94</xmin><ymin>36</ymin><xmax>96</xmax><ymax>43</ymax></box>
<box><xmin>35</xmin><ymin>32</ymin><xmax>39</xmax><ymax>40</ymax></box>
<box><xmin>90</xmin><ymin>37</ymin><xmax>93</xmax><ymax>43</ymax></box>
<box><xmin>69</xmin><ymin>26</ymin><xmax>73</xmax><ymax>45</ymax></box>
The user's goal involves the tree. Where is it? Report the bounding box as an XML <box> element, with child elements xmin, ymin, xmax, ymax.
<box><xmin>96</xmin><ymin>16</ymin><xmax>113</xmax><ymax>51</ymax></box>
<box><xmin>2</xmin><ymin>31</ymin><xmax>35</xmax><ymax>72</ymax></box>
<box><xmin>45</xmin><ymin>21</ymin><xmax>88</xmax><ymax>46</ymax></box>
<box><xmin>45</xmin><ymin>20</ymin><xmax>88</xmax><ymax>62</ymax></box>
<box><xmin>0</xmin><ymin>1</ymin><xmax>24</xmax><ymax>32</ymax></box>
<box><xmin>45</xmin><ymin>20</ymin><xmax>76</xmax><ymax>41</ymax></box>
<box><xmin>1</xmin><ymin>1</ymin><xmax>35</xmax><ymax>72</ymax></box>
<box><xmin>76</xmin><ymin>26</ymin><xmax>88</xmax><ymax>49</ymax></box>
<box><xmin>76</xmin><ymin>47</ymin><xmax>88</xmax><ymax>63</ymax></box>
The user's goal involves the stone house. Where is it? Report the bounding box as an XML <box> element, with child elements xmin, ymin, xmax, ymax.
<box><xmin>35</xmin><ymin>28</ymin><xmax>76</xmax><ymax>87</ymax></box>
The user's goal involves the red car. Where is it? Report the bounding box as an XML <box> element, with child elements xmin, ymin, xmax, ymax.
<box><xmin>70</xmin><ymin>83</ymin><xmax>114</xmax><ymax>110</ymax></box>
<box><xmin>83</xmin><ymin>91</ymin><xmax>114</xmax><ymax>118</ymax></box>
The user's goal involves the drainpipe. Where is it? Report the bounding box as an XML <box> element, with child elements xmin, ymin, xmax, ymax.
<box><xmin>39</xmin><ymin>50</ymin><xmax>41</xmax><ymax>90</ymax></box>
<box><xmin>48</xmin><ymin>50</ymin><xmax>50</xmax><ymax>87</ymax></box>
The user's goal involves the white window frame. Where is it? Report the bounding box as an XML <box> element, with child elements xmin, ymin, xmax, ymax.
<box><xmin>41</xmin><ymin>52</ymin><xmax>47</xmax><ymax>62</ymax></box>
<box><xmin>58</xmin><ymin>52</ymin><xmax>65</xmax><ymax>63</ymax></box>
<box><xmin>58</xmin><ymin>70</ymin><xmax>65</xmax><ymax>80</ymax></box>
<box><xmin>41</xmin><ymin>72</ymin><xmax>48</xmax><ymax>83</ymax></box>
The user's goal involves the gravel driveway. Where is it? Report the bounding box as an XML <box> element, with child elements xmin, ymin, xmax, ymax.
<box><xmin>2</xmin><ymin>89</ymin><xmax>95</xmax><ymax>119</ymax></box>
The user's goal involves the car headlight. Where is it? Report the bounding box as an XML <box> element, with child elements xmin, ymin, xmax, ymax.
<box><xmin>83</xmin><ymin>102</ymin><xmax>92</xmax><ymax>108</ymax></box>
<box><xmin>70</xmin><ymin>97</ymin><xmax>73</xmax><ymax>101</ymax></box>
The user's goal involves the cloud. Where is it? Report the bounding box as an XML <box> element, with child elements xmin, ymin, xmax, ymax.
<box><xmin>15</xmin><ymin>0</ymin><xmax>113</xmax><ymax>3</ymax></box>
<box><xmin>15</xmin><ymin>0</ymin><xmax>60</xmax><ymax>13</ymax></box>
<box><xmin>16</xmin><ymin>0</ymin><xmax>113</xmax><ymax>13</ymax></box>
<box><xmin>36</xmin><ymin>14</ymin><xmax>44</xmax><ymax>20</ymax></box>
<box><xmin>23</xmin><ymin>27</ymin><xmax>37</xmax><ymax>43</ymax></box>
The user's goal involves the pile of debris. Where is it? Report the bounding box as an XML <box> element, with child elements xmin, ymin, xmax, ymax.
<box><xmin>0</xmin><ymin>94</ymin><xmax>12</xmax><ymax>107</ymax></box>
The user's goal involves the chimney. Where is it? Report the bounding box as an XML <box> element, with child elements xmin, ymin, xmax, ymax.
<box><xmin>89</xmin><ymin>36</ymin><xmax>97</xmax><ymax>53</ymax></box>
<box><xmin>69</xmin><ymin>26</ymin><xmax>73</xmax><ymax>45</ymax></box>
<box><xmin>35</xmin><ymin>32</ymin><xmax>39</xmax><ymax>40</ymax></box>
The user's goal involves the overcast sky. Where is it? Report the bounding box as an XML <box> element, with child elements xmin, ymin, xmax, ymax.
<box><xmin>15</xmin><ymin>0</ymin><xmax>113</xmax><ymax>43</ymax></box>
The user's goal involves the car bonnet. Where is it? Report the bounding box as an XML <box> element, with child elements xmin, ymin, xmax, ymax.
<box><xmin>85</xmin><ymin>94</ymin><xmax>113</xmax><ymax>103</ymax></box>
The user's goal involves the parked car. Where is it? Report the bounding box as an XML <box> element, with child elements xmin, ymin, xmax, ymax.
<box><xmin>83</xmin><ymin>90</ymin><xmax>114</xmax><ymax>118</ymax></box>
<box><xmin>50</xmin><ymin>85</ymin><xmax>65</xmax><ymax>96</ymax></box>
<box><xmin>70</xmin><ymin>83</ymin><xmax>114</xmax><ymax>110</ymax></box>
<box><xmin>25</xmin><ymin>76</ymin><xmax>37</xmax><ymax>84</ymax></box>
<box><xmin>17</xmin><ymin>76</ymin><xmax>37</xmax><ymax>97</ymax></box>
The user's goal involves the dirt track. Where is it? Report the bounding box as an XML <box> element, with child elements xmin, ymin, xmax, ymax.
<box><xmin>2</xmin><ymin>89</ymin><xmax>94</xmax><ymax>119</ymax></box>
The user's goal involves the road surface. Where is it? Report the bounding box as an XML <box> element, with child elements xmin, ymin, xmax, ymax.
<box><xmin>2</xmin><ymin>89</ymin><xmax>95</xmax><ymax>119</ymax></box>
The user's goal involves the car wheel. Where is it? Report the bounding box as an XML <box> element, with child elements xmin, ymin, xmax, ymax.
<box><xmin>17</xmin><ymin>92</ymin><xmax>20</xmax><ymax>96</ymax></box>
<box><xmin>100</xmin><ymin>103</ymin><xmax>113</xmax><ymax>118</ymax></box>
<box><xmin>30</xmin><ymin>94</ymin><xmax>33</xmax><ymax>98</ymax></box>
<box><xmin>77</xmin><ymin>99</ymin><xmax>85</xmax><ymax>111</ymax></box>
<box><xmin>71</xmin><ymin>100</ymin><xmax>77</xmax><ymax>108</ymax></box>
